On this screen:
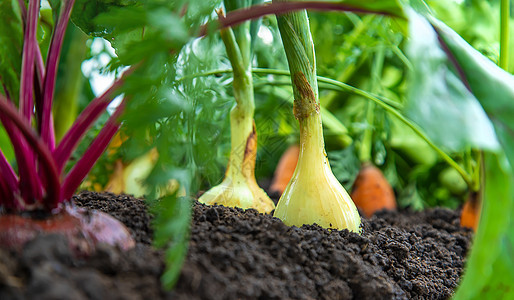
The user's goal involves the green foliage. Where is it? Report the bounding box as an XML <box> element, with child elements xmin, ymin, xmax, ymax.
<box><xmin>405</xmin><ymin>12</ymin><xmax>498</xmax><ymax>152</ymax></box>
<box><xmin>0</xmin><ymin>0</ymin><xmax>23</xmax><ymax>101</ymax></box>
<box><xmin>253</xmin><ymin>85</ymin><xmax>298</xmax><ymax>178</ymax></box>
<box><xmin>71</xmin><ymin>0</ymin><xmax>138</xmax><ymax>36</ymax></box>
<box><xmin>174</xmin><ymin>38</ymin><xmax>233</xmax><ymax>188</ymax></box>
<box><xmin>403</xmin><ymin>8</ymin><xmax>514</xmax><ymax>298</ymax></box>
<box><xmin>150</xmin><ymin>192</ymin><xmax>192</xmax><ymax>289</ymax></box>
<box><xmin>52</xmin><ymin>0</ymin><xmax>513</xmax><ymax>293</ymax></box>
<box><xmin>431</xmin><ymin>19</ymin><xmax>514</xmax><ymax>148</ymax></box>
<box><xmin>333</xmin><ymin>0</ymin><xmax>406</xmax><ymax>18</ymax></box>
<box><xmin>71</xmin><ymin>0</ymin><xmax>225</xmax><ymax>288</ymax></box>
<box><xmin>328</xmin><ymin>146</ymin><xmax>361</xmax><ymax>187</ymax></box>
<box><xmin>455</xmin><ymin>152</ymin><xmax>514</xmax><ymax>299</ymax></box>
<box><xmin>419</xmin><ymin>15</ymin><xmax>514</xmax><ymax>299</ymax></box>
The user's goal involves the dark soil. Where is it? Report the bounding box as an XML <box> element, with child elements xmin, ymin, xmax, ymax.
<box><xmin>0</xmin><ymin>191</ymin><xmax>473</xmax><ymax>299</ymax></box>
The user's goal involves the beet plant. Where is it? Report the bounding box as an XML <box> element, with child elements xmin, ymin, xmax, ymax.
<box><xmin>0</xmin><ymin>0</ymin><xmax>134</xmax><ymax>254</ymax></box>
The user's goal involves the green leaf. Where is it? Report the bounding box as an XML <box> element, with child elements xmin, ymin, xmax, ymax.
<box><xmin>331</xmin><ymin>0</ymin><xmax>405</xmax><ymax>18</ymax></box>
<box><xmin>454</xmin><ymin>152</ymin><xmax>514</xmax><ymax>299</ymax></box>
<box><xmin>224</xmin><ymin>0</ymin><xmax>252</xmax><ymax>12</ymax></box>
<box><xmin>0</xmin><ymin>126</ymin><xmax>15</xmax><ymax>162</ymax></box>
<box><xmin>38</xmin><ymin>8</ymin><xmax>55</xmax><ymax>61</ymax></box>
<box><xmin>71</xmin><ymin>0</ymin><xmax>138</xmax><ymax>36</ymax></box>
<box><xmin>75</xmin><ymin>1</ymin><xmax>194</xmax><ymax>64</ymax></box>
<box><xmin>249</xmin><ymin>0</ymin><xmax>264</xmax><ymax>48</ymax></box>
<box><xmin>150</xmin><ymin>192</ymin><xmax>192</xmax><ymax>290</ymax></box>
<box><xmin>431</xmin><ymin>17</ymin><xmax>514</xmax><ymax>165</ymax></box>
<box><xmin>0</xmin><ymin>0</ymin><xmax>23</xmax><ymax>100</ymax></box>
<box><xmin>404</xmin><ymin>11</ymin><xmax>499</xmax><ymax>152</ymax></box>
<box><xmin>389</xmin><ymin>117</ymin><xmax>438</xmax><ymax>166</ymax></box>
<box><xmin>420</xmin><ymin>14</ymin><xmax>514</xmax><ymax>300</ymax></box>
<box><xmin>405</xmin><ymin>0</ymin><xmax>432</xmax><ymax>15</ymax></box>
<box><xmin>48</xmin><ymin>0</ymin><xmax>63</xmax><ymax>23</ymax></box>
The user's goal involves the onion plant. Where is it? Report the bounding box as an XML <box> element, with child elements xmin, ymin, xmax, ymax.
<box><xmin>272</xmin><ymin>2</ymin><xmax>360</xmax><ymax>231</ymax></box>
<box><xmin>206</xmin><ymin>0</ymin><xmax>403</xmax><ymax>230</ymax></box>
<box><xmin>0</xmin><ymin>0</ymin><xmax>134</xmax><ymax>254</ymax></box>
<box><xmin>199</xmin><ymin>0</ymin><xmax>275</xmax><ymax>213</ymax></box>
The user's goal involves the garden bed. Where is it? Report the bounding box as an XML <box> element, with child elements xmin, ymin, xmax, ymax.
<box><xmin>0</xmin><ymin>191</ymin><xmax>473</xmax><ymax>299</ymax></box>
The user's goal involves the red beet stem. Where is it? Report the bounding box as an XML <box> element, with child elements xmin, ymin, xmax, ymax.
<box><xmin>61</xmin><ymin>99</ymin><xmax>126</xmax><ymax>201</ymax></box>
<box><xmin>41</xmin><ymin>0</ymin><xmax>77</xmax><ymax>150</ymax></box>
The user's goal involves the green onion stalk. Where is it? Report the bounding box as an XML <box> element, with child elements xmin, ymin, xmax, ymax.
<box><xmin>199</xmin><ymin>6</ymin><xmax>275</xmax><ymax>213</ymax></box>
<box><xmin>273</xmin><ymin>2</ymin><xmax>360</xmax><ymax>232</ymax></box>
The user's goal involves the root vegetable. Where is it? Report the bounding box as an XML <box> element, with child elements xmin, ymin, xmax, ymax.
<box><xmin>198</xmin><ymin>7</ymin><xmax>275</xmax><ymax>213</ymax></box>
<box><xmin>351</xmin><ymin>163</ymin><xmax>397</xmax><ymax>218</ymax></box>
<box><xmin>0</xmin><ymin>205</ymin><xmax>134</xmax><ymax>256</ymax></box>
<box><xmin>272</xmin><ymin>4</ymin><xmax>360</xmax><ymax>232</ymax></box>
<box><xmin>460</xmin><ymin>191</ymin><xmax>480</xmax><ymax>231</ymax></box>
<box><xmin>270</xmin><ymin>144</ymin><xmax>300</xmax><ymax>195</ymax></box>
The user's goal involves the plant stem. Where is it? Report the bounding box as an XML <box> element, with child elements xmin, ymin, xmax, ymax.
<box><xmin>256</xmin><ymin>82</ymin><xmax>352</xmax><ymax>147</ymax></box>
<box><xmin>181</xmin><ymin>68</ymin><xmax>402</xmax><ymax>109</ymax></box>
<box><xmin>206</xmin><ymin>0</ymin><xmax>404</xmax><ymax>36</ymax></box>
<box><xmin>0</xmin><ymin>95</ymin><xmax>60</xmax><ymax>209</ymax></box>
<box><xmin>276</xmin><ymin>9</ymin><xmax>319</xmax><ymax>117</ymax></box>
<box><xmin>500</xmin><ymin>0</ymin><xmax>510</xmax><ymax>70</ymax></box>
<box><xmin>61</xmin><ymin>99</ymin><xmax>125</xmax><ymax>202</ymax></box>
<box><xmin>19</xmin><ymin>0</ymin><xmax>39</xmax><ymax>122</ymax></box>
<box><xmin>322</xmin><ymin>14</ymin><xmax>374</xmax><ymax>108</ymax></box>
<box><xmin>220</xmin><ymin>25</ymin><xmax>256</xmax><ymax>181</ymax></box>
<box><xmin>0</xmin><ymin>149</ymin><xmax>18</xmax><ymax>208</ymax></box>
<box><xmin>41</xmin><ymin>0</ymin><xmax>76</xmax><ymax>150</ymax></box>
<box><xmin>273</xmin><ymin>3</ymin><xmax>360</xmax><ymax>231</ymax></box>
<box><xmin>360</xmin><ymin>100</ymin><xmax>375</xmax><ymax>163</ymax></box>
<box><xmin>16</xmin><ymin>0</ymin><xmax>41</xmax><ymax>203</ymax></box>
<box><xmin>0</xmin><ymin>150</ymin><xmax>17</xmax><ymax>192</ymax></box>
<box><xmin>16</xmin><ymin>0</ymin><xmax>46</xmax><ymax>92</ymax></box>
<box><xmin>181</xmin><ymin>67</ymin><xmax>473</xmax><ymax>186</ymax></box>
<box><xmin>471</xmin><ymin>150</ymin><xmax>482</xmax><ymax>192</ymax></box>
<box><xmin>360</xmin><ymin>44</ymin><xmax>385</xmax><ymax>163</ymax></box>
<box><xmin>275</xmin><ymin>5</ymin><xmax>323</xmax><ymax>154</ymax></box>
<box><xmin>53</xmin><ymin>69</ymin><xmax>130</xmax><ymax>172</ymax></box>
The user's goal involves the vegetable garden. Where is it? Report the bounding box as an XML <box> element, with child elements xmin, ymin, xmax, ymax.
<box><xmin>0</xmin><ymin>0</ymin><xmax>513</xmax><ymax>299</ymax></box>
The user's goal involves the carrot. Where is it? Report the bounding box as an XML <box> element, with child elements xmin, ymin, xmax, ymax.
<box><xmin>270</xmin><ymin>144</ymin><xmax>300</xmax><ymax>195</ymax></box>
<box><xmin>350</xmin><ymin>163</ymin><xmax>396</xmax><ymax>218</ymax></box>
<box><xmin>460</xmin><ymin>191</ymin><xmax>480</xmax><ymax>231</ymax></box>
